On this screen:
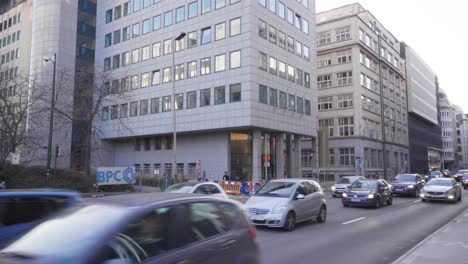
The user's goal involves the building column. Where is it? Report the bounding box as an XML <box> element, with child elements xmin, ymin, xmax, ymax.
<box><xmin>252</xmin><ymin>129</ymin><xmax>262</xmax><ymax>184</ymax></box>
<box><xmin>276</xmin><ymin>133</ymin><xmax>286</xmax><ymax>179</ymax></box>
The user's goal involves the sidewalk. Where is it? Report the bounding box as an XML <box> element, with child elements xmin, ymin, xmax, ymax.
<box><xmin>393</xmin><ymin>208</ymin><xmax>468</xmax><ymax>264</ymax></box>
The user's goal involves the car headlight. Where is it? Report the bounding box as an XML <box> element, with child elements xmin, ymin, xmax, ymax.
<box><xmin>407</xmin><ymin>185</ymin><xmax>415</xmax><ymax>189</ymax></box>
<box><xmin>342</xmin><ymin>193</ymin><xmax>348</xmax><ymax>198</ymax></box>
<box><xmin>420</xmin><ymin>193</ymin><xmax>425</xmax><ymax>198</ymax></box>
<box><xmin>271</xmin><ymin>206</ymin><xmax>288</xmax><ymax>214</ymax></box>
<box><xmin>448</xmin><ymin>195</ymin><xmax>455</xmax><ymax>200</ymax></box>
<box><xmin>367</xmin><ymin>193</ymin><xmax>375</xmax><ymax>199</ymax></box>
<box><xmin>331</xmin><ymin>186</ymin><xmax>336</xmax><ymax>191</ymax></box>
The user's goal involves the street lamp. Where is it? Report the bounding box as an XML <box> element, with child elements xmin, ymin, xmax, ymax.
<box><xmin>44</xmin><ymin>54</ymin><xmax>57</xmax><ymax>185</ymax></box>
<box><xmin>172</xmin><ymin>32</ymin><xmax>186</xmax><ymax>183</ymax></box>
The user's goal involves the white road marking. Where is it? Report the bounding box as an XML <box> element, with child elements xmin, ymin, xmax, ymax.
<box><xmin>413</xmin><ymin>199</ymin><xmax>421</xmax><ymax>203</ymax></box>
<box><xmin>342</xmin><ymin>217</ymin><xmax>367</xmax><ymax>225</ymax></box>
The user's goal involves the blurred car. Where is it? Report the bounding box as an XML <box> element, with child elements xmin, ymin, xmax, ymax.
<box><xmin>391</xmin><ymin>174</ymin><xmax>425</xmax><ymax>197</ymax></box>
<box><xmin>244</xmin><ymin>179</ymin><xmax>327</xmax><ymax>232</ymax></box>
<box><xmin>420</xmin><ymin>178</ymin><xmax>462</xmax><ymax>203</ymax></box>
<box><xmin>0</xmin><ymin>189</ymin><xmax>81</xmax><ymax>248</ymax></box>
<box><xmin>442</xmin><ymin>169</ymin><xmax>451</xmax><ymax>178</ymax></box>
<box><xmin>454</xmin><ymin>169</ymin><xmax>468</xmax><ymax>182</ymax></box>
<box><xmin>425</xmin><ymin>171</ymin><xmax>442</xmax><ymax>181</ymax></box>
<box><xmin>342</xmin><ymin>179</ymin><xmax>393</xmax><ymax>208</ymax></box>
<box><xmin>331</xmin><ymin>176</ymin><xmax>365</xmax><ymax>197</ymax></box>
<box><xmin>165</xmin><ymin>181</ymin><xmax>228</xmax><ymax>198</ymax></box>
<box><xmin>462</xmin><ymin>174</ymin><xmax>468</xmax><ymax>189</ymax></box>
<box><xmin>0</xmin><ymin>193</ymin><xmax>259</xmax><ymax>264</ymax></box>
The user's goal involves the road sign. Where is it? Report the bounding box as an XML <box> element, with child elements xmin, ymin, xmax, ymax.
<box><xmin>10</xmin><ymin>153</ymin><xmax>20</xmax><ymax>165</ymax></box>
<box><xmin>263</xmin><ymin>154</ymin><xmax>271</xmax><ymax>161</ymax></box>
<box><xmin>97</xmin><ymin>167</ymin><xmax>136</xmax><ymax>186</ymax></box>
<box><xmin>197</xmin><ymin>160</ymin><xmax>202</xmax><ymax>179</ymax></box>
<box><xmin>153</xmin><ymin>169</ymin><xmax>160</xmax><ymax>175</ymax></box>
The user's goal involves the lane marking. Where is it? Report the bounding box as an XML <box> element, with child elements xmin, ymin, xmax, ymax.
<box><xmin>342</xmin><ymin>217</ymin><xmax>367</xmax><ymax>225</ymax></box>
<box><xmin>413</xmin><ymin>199</ymin><xmax>421</xmax><ymax>203</ymax></box>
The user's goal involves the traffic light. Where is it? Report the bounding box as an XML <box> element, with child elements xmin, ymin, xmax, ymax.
<box><xmin>55</xmin><ymin>145</ymin><xmax>60</xmax><ymax>157</ymax></box>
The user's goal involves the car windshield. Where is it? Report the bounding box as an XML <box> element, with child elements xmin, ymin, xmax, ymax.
<box><xmin>395</xmin><ymin>175</ymin><xmax>416</xmax><ymax>182</ymax></box>
<box><xmin>256</xmin><ymin>182</ymin><xmax>295</xmax><ymax>198</ymax></box>
<box><xmin>336</xmin><ymin>178</ymin><xmax>351</xmax><ymax>184</ymax></box>
<box><xmin>430</xmin><ymin>171</ymin><xmax>441</xmax><ymax>176</ymax></box>
<box><xmin>350</xmin><ymin>181</ymin><xmax>378</xmax><ymax>190</ymax></box>
<box><xmin>427</xmin><ymin>180</ymin><xmax>453</xmax><ymax>186</ymax></box>
<box><xmin>457</xmin><ymin>170</ymin><xmax>468</xmax><ymax>175</ymax></box>
<box><xmin>165</xmin><ymin>182</ymin><xmax>198</xmax><ymax>193</ymax></box>
<box><xmin>1</xmin><ymin>205</ymin><xmax>129</xmax><ymax>259</ymax></box>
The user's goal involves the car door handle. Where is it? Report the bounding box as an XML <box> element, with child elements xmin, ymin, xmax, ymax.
<box><xmin>219</xmin><ymin>239</ymin><xmax>237</xmax><ymax>249</ymax></box>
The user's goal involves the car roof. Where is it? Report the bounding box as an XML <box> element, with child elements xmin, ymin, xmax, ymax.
<box><xmin>430</xmin><ymin>177</ymin><xmax>453</xmax><ymax>181</ymax></box>
<box><xmin>85</xmin><ymin>192</ymin><xmax>230</xmax><ymax>208</ymax></box>
<box><xmin>397</xmin><ymin>174</ymin><xmax>419</xmax><ymax>176</ymax></box>
<box><xmin>270</xmin><ymin>178</ymin><xmax>311</xmax><ymax>183</ymax></box>
<box><xmin>342</xmin><ymin>176</ymin><xmax>364</xmax><ymax>179</ymax></box>
<box><xmin>0</xmin><ymin>189</ymin><xmax>81</xmax><ymax>198</ymax></box>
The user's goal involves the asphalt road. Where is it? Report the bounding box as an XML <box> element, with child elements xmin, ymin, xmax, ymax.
<box><xmin>255</xmin><ymin>190</ymin><xmax>468</xmax><ymax>264</ymax></box>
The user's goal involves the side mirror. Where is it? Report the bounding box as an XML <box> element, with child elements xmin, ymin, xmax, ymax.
<box><xmin>296</xmin><ymin>194</ymin><xmax>305</xmax><ymax>200</ymax></box>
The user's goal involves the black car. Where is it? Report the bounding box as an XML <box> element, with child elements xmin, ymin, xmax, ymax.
<box><xmin>461</xmin><ymin>174</ymin><xmax>468</xmax><ymax>189</ymax></box>
<box><xmin>0</xmin><ymin>193</ymin><xmax>259</xmax><ymax>264</ymax></box>
<box><xmin>454</xmin><ymin>170</ymin><xmax>468</xmax><ymax>182</ymax></box>
<box><xmin>391</xmin><ymin>174</ymin><xmax>425</xmax><ymax>197</ymax></box>
<box><xmin>342</xmin><ymin>179</ymin><xmax>393</xmax><ymax>208</ymax></box>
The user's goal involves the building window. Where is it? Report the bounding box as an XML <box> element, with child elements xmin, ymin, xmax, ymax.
<box><xmin>188</xmin><ymin>31</ymin><xmax>198</xmax><ymax>48</ymax></box>
<box><xmin>336</xmin><ymin>26</ymin><xmax>351</xmax><ymax>42</ymax></box>
<box><xmin>201</xmin><ymin>27</ymin><xmax>212</xmax><ymax>44</ymax></box>
<box><xmin>140</xmin><ymin>100</ymin><xmax>148</xmax><ymax>115</ymax></box>
<box><xmin>200</xmin><ymin>88</ymin><xmax>211</xmax><ymax>107</ymax></box>
<box><xmin>113</xmin><ymin>30</ymin><xmax>121</xmax><ymax>45</ymax></box>
<box><xmin>301</xmin><ymin>149</ymin><xmax>313</xmax><ymax>167</ymax></box>
<box><xmin>104</xmin><ymin>57</ymin><xmax>111</xmax><ymax>71</ymax></box>
<box><xmin>163</xmin><ymin>39</ymin><xmax>172</xmax><ymax>55</ymax></box>
<box><xmin>287</xmin><ymin>65</ymin><xmax>295</xmax><ymax>82</ymax></box>
<box><xmin>188</xmin><ymin>61</ymin><xmax>197</xmax><ymax>78</ymax></box>
<box><xmin>142</xmin><ymin>19</ymin><xmax>150</xmax><ymax>34</ymax></box>
<box><xmin>230</xmin><ymin>84</ymin><xmax>241</xmax><ymax>102</ymax></box>
<box><xmin>317</xmin><ymin>31</ymin><xmax>331</xmax><ymax>46</ymax></box>
<box><xmin>152</xmin><ymin>42</ymin><xmax>161</xmax><ymax>58</ymax></box>
<box><xmin>132</xmin><ymin>48</ymin><xmax>140</xmax><ymax>63</ymax></box>
<box><xmin>319</xmin><ymin>119</ymin><xmax>334</xmax><ymax>137</ymax></box>
<box><xmin>278</xmin><ymin>31</ymin><xmax>286</xmax><ymax>49</ymax></box>
<box><xmin>304</xmin><ymin>46</ymin><xmax>310</xmax><ymax>61</ymax></box>
<box><xmin>258</xmin><ymin>20</ymin><xmax>267</xmax><ymax>39</ymax></box>
<box><xmin>202</xmin><ymin>0</ymin><xmax>212</xmax><ymax>13</ymax></box>
<box><xmin>141</xmin><ymin>73</ymin><xmax>149</xmax><ymax>87</ymax></box>
<box><xmin>268</xmin><ymin>25</ymin><xmax>277</xmax><ymax>44</ymax></box>
<box><xmin>215</xmin><ymin>22</ymin><xmax>226</xmax><ymax>40</ymax></box>
<box><xmin>105</xmin><ymin>33</ymin><xmax>112</xmax><ymax>47</ymax></box>
<box><xmin>269</xmin><ymin>88</ymin><xmax>278</xmax><ymax>107</ymax></box>
<box><xmin>339</xmin><ymin>148</ymin><xmax>355</xmax><ymax>166</ymax></box>
<box><xmin>288</xmin><ymin>94</ymin><xmax>296</xmax><ymax>111</ymax></box>
<box><xmin>112</xmin><ymin>55</ymin><xmax>120</xmax><ymax>69</ymax></box>
<box><xmin>200</xmin><ymin>57</ymin><xmax>211</xmax><ymax>75</ymax></box>
<box><xmin>230</xmin><ymin>50</ymin><xmax>241</xmax><ymax>69</ymax></box>
<box><xmin>102</xmin><ymin>106</ymin><xmax>110</xmax><ymax>120</ymax></box>
<box><xmin>131</xmin><ymin>75</ymin><xmax>139</xmax><ymax>89</ymax></box>
<box><xmin>176</xmin><ymin>6</ymin><xmax>185</xmax><ymax>23</ymax></box>
<box><xmin>130</xmin><ymin>102</ymin><xmax>138</xmax><ymax>116</ymax></box>
<box><xmin>278</xmin><ymin>2</ymin><xmax>285</xmax><ymax>19</ymax></box>
<box><xmin>175</xmin><ymin>94</ymin><xmax>183</xmax><ymax>110</ymax></box>
<box><xmin>132</xmin><ymin>23</ymin><xmax>140</xmax><ymax>38</ymax></box>
<box><xmin>329</xmin><ymin>149</ymin><xmax>335</xmax><ymax>166</ymax></box>
<box><xmin>337</xmin><ymin>71</ymin><xmax>352</xmax><ymax>86</ymax></box>
<box><xmin>133</xmin><ymin>0</ymin><xmax>141</xmax><ymax>12</ymax></box>
<box><xmin>268</xmin><ymin>57</ymin><xmax>277</xmax><ymax>75</ymax></box>
<box><xmin>287</xmin><ymin>8</ymin><xmax>293</xmax><ymax>24</ymax></box>
<box><xmin>110</xmin><ymin>105</ymin><xmax>119</xmax><ymax>120</ymax></box>
<box><xmin>302</xmin><ymin>18</ymin><xmax>309</xmax><ymax>34</ymax></box>
<box><xmin>280</xmin><ymin>92</ymin><xmax>287</xmax><ymax>109</ymax></box>
<box><xmin>188</xmin><ymin>1</ymin><xmax>198</xmax><ymax>18</ymax></box>
<box><xmin>318</xmin><ymin>96</ymin><xmax>333</xmax><ymax>111</ymax></box>
<box><xmin>105</xmin><ymin>9</ymin><xmax>113</xmax><ymax>23</ymax></box>
<box><xmin>164</xmin><ymin>11</ymin><xmax>173</xmax><ymax>27</ymax></box>
<box><xmin>143</xmin><ymin>0</ymin><xmax>151</xmax><ymax>8</ymax></box>
<box><xmin>278</xmin><ymin>61</ymin><xmax>286</xmax><ymax>79</ymax></box>
<box><xmin>339</xmin><ymin>117</ymin><xmax>354</xmax><ymax>137</ymax></box>
<box><xmin>318</xmin><ymin>75</ymin><xmax>332</xmax><ymax>89</ymax></box>
<box><xmin>142</xmin><ymin>46</ymin><xmax>150</xmax><ymax>61</ymax></box>
<box><xmin>152</xmin><ymin>70</ymin><xmax>160</xmax><ymax>85</ymax></box>
<box><xmin>258</xmin><ymin>52</ymin><xmax>267</xmax><ymax>71</ymax></box>
<box><xmin>268</xmin><ymin>0</ymin><xmax>276</xmax><ymax>12</ymax></box>
<box><xmin>187</xmin><ymin>91</ymin><xmax>197</xmax><ymax>108</ymax></box>
<box><xmin>175</xmin><ymin>64</ymin><xmax>184</xmax><ymax>80</ymax></box>
<box><xmin>214</xmin><ymin>86</ymin><xmax>226</xmax><ymax>105</ymax></box>
<box><xmin>153</xmin><ymin>15</ymin><xmax>161</xmax><ymax>31</ymax></box>
<box><xmin>337</xmin><ymin>49</ymin><xmax>352</xmax><ymax>64</ymax></box>
<box><xmin>162</xmin><ymin>96</ymin><xmax>171</xmax><ymax>112</ymax></box>
<box><xmin>230</xmin><ymin>18</ymin><xmax>241</xmax><ymax>36</ymax></box>
<box><xmin>259</xmin><ymin>85</ymin><xmax>268</xmax><ymax>104</ymax></box>
<box><xmin>163</xmin><ymin>67</ymin><xmax>172</xmax><ymax>83</ymax></box>
<box><xmin>338</xmin><ymin>94</ymin><xmax>353</xmax><ymax>108</ymax></box>
<box><xmin>151</xmin><ymin>97</ymin><xmax>160</xmax><ymax>114</ymax></box>
<box><xmin>287</xmin><ymin>36</ymin><xmax>294</xmax><ymax>53</ymax></box>
<box><xmin>215</xmin><ymin>54</ymin><xmax>226</xmax><ymax>72</ymax></box>
<box><xmin>120</xmin><ymin>103</ymin><xmax>128</xmax><ymax>118</ymax></box>
<box><xmin>124</xmin><ymin>2</ymin><xmax>131</xmax><ymax>16</ymax></box>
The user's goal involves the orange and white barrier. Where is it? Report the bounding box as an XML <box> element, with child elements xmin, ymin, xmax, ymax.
<box><xmin>219</xmin><ymin>180</ymin><xmax>242</xmax><ymax>196</ymax></box>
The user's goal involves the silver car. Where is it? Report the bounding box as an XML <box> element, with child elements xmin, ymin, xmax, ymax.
<box><xmin>420</xmin><ymin>178</ymin><xmax>462</xmax><ymax>203</ymax></box>
<box><xmin>331</xmin><ymin>176</ymin><xmax>365</xmax><ymax>197</ymax></box>
<box><xmin>244</xmin><ymin>179</ymin><xmax>327</xmax><ymax>231</ymax></box>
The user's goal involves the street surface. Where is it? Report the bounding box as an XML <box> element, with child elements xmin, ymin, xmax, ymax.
<box><xmin>255</xmin><ymin>190</ymin><xmax>468</xmax><ymax>264</ymax></box>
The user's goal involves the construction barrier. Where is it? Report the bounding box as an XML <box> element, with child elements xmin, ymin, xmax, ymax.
<box><xmin>245</xmin><ymin>181</ymin><xmax>263</xmax><ymax>195</ymax></box>
<box><xmin>219</xmin><ymin>180</ymin><xmax>242</xmax><ymax>196</ymax></box>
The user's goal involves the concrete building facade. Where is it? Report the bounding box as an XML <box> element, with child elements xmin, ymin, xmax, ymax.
<box><xmin>93</xmin><ymin>0</ymin><xmax>317</xmax><ymax>182</ymax></box>
<box><xmin>315</xmin><ymin>3</ymin><xmax>409</xmax><ymax>180</ymax></box>
<box><xmin>439</xmin><ymin>89</ymin><xmax>458</xmax><ymax>170</ymax></box>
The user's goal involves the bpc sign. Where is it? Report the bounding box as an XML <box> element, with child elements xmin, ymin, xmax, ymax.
<box><xmin>97</xmin><ymin>167</ymin><xmax>136</xmax><ymax>186</ymax></box>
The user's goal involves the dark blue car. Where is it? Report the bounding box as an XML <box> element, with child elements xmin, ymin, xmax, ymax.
<box><xmin>0</xmin><ymin>189</ymin><xmax>81</xmax><ymax>248</ymax></box>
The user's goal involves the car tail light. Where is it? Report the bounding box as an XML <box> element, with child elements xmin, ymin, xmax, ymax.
<box><xmin>249</xmin><ymin>226</ymin><xmax>257</xmax><ymax>241</ymax></box>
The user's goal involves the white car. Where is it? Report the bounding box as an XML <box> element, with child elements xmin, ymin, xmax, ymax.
<box><xmin>331</xmin><ymin>176</ymin><xmax>365</xmax><ymax>197</ymax></box>
<box><xmin>165</xmin><ymin>181</ymin><xmax>229</xmax><ymax>198</ymax></box>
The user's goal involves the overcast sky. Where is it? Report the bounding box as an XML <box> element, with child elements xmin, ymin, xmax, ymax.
<box><xmin>316</xmin><ymin>0</ymin><xmax>468</xmax><ymax>111</ymax></box>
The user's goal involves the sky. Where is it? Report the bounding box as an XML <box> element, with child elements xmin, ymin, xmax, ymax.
<box><xmin>316</xmin><ymin>0</ymin><xmax>468</xmax><ymax>111</ymax></box>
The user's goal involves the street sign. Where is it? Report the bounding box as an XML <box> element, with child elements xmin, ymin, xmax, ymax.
<box><xmin>153</xmin><ymin>169</ymin><xmax>160</xmax><ymax>175</ymax></box>
<box><xmin>97</xmin><ymin>167</ymin><xmax>136</xmax><ymax>186</ymax></box>
<box><xmin>197</xmin><ymin>160</ymin><xmax>202</xmax><ymax>179</ymax></box>
<box><xmin>263</xmin><ymin>154</ymin><xmax>271</xmax><ymax>161</ymax></box>
<box><xmin>10</xmin><ymin>153</ymin><xmax>20</xmax><ymax>165</ymax></box>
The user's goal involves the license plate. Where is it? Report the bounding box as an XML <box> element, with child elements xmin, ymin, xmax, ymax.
<box><xmin>251</xmin><ymin>215</ymin><xmax>264</xmax><ymax>221</ymax></box>
<box><xmin>351</xmin><ymin>198</ymin><xmax>361</xmax><ymax>202</ymax></box>
<box><xmin>395</xmin><ymin>189</ymin><xmax>403</xmax><ymax>192</ymax></box>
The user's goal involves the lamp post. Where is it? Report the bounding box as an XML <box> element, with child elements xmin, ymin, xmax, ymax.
<box><xmin>44</xmin><ymin>54</ymin><xmax>57</xmax><ymax>185</ymax></box>
<box><xmin>172</xmin><ymin>32</ymin><xmax>186</xmax><ymax>183</ymax></box>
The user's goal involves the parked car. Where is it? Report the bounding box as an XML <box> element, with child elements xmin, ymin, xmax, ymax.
<box><xmin>425</xmin><ymin>171</ymin><xmax>442</xmax><ymax>181</ymax></box>
<box><xmin>244</xmin><ymin>179</ymin><xmax>327</xmax><ymax>232</ymax></box>
<box><xmin>331</xmin><ymin>176</ymin><xmax>365</xmax><ymax>197</ymax></box>
<box><xmin>0</xmin><ymin>189</ymin><xmax>81</xmax><ymax>249</ymax></box>
<box><xmin>165</xmin><ymin>181</ymin><xmax>228</xmax><ymax>198</ymax></box>
<box><xmin>391</xmin><ymin>174</ymin><xmax>425</xmax><ymax>197</ymax></box>
<box><xmin>420</xmin><ymin>178</ymin><xmax>462</xmax><ymax>203</ymax></box>
<box><xmin>342</xmin><ymin>179</ymin><xmax>393</xmax><ymax>208</ymax></box>
<box><xmin>462</xmin><ymin>174</ymin><xmax>468</xmax><ymax>189</ymax></box>
<box><xmin>454</xmin><ymin>169</ymin><xmax>468</xmax><ymax>182</ymax></box>
<box><xmin>0</xmin><ymin>193</ymin><xmax>259</xmax><ymax>264</ymax></box>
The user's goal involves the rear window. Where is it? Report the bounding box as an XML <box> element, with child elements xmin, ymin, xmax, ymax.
<box><xmin>336</xmin><ymin>178</ymin><xmax>350</xmax><ymax>184</ymax></box>
<box><xmin>0</xmin><ymin>196</ymin><xmax>69</xmax><ymax>226</ymax></box>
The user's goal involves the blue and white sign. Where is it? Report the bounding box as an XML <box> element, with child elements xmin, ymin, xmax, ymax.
<box><xmin>97</xmin><ymin>167</ymin><xmax>136</xmax><ymax>186</ymax></box>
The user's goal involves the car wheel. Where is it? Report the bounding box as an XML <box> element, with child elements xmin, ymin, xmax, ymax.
<box><xmin>375</xmin><ymin>197</ymin><xmax>381</xmax><ymax>209</ymax></box>
<box><xmin>317</xmin><ymin>206</ymin><xmax>327</xmax><ymax>223</ymax></box>
<box><xmin>283</xmin><ymin>212</ymin><xmax>296</xmax><ymax>232</ymax></box>
<box><xmin>332</xmin><ymin>194</ymin><xmax>337</xmax><ymax>198</ymax></box>
<box><xmin>343</xmin><ymin>203</ymin><xmax>349</xmax><ymax>207</ymax></box>
<box><xmin>387</xmin><ymin>196</ymin><xmax>393</xmax><ymax>205</ymax></box>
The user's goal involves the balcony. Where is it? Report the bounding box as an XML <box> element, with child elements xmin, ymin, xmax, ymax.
<box><xmin>77</xmin><ymin>46</ymin><xmax>95</xmax><ymax>60</ymax></box>
<box><xmin>79</xmin><ymin>0</ymin><xmax>96</xmax><ymax>15</ymax></box>
<box><xmin>78</xmin><ymin>22</ymin><xmax>96</xmax><ymax>38</ymax></box>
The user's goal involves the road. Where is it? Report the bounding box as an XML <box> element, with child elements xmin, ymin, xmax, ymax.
<box><xmin>255</xmin><ymin>190</ymin><xmax>468</xmax><ymax>264</ymax></box>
